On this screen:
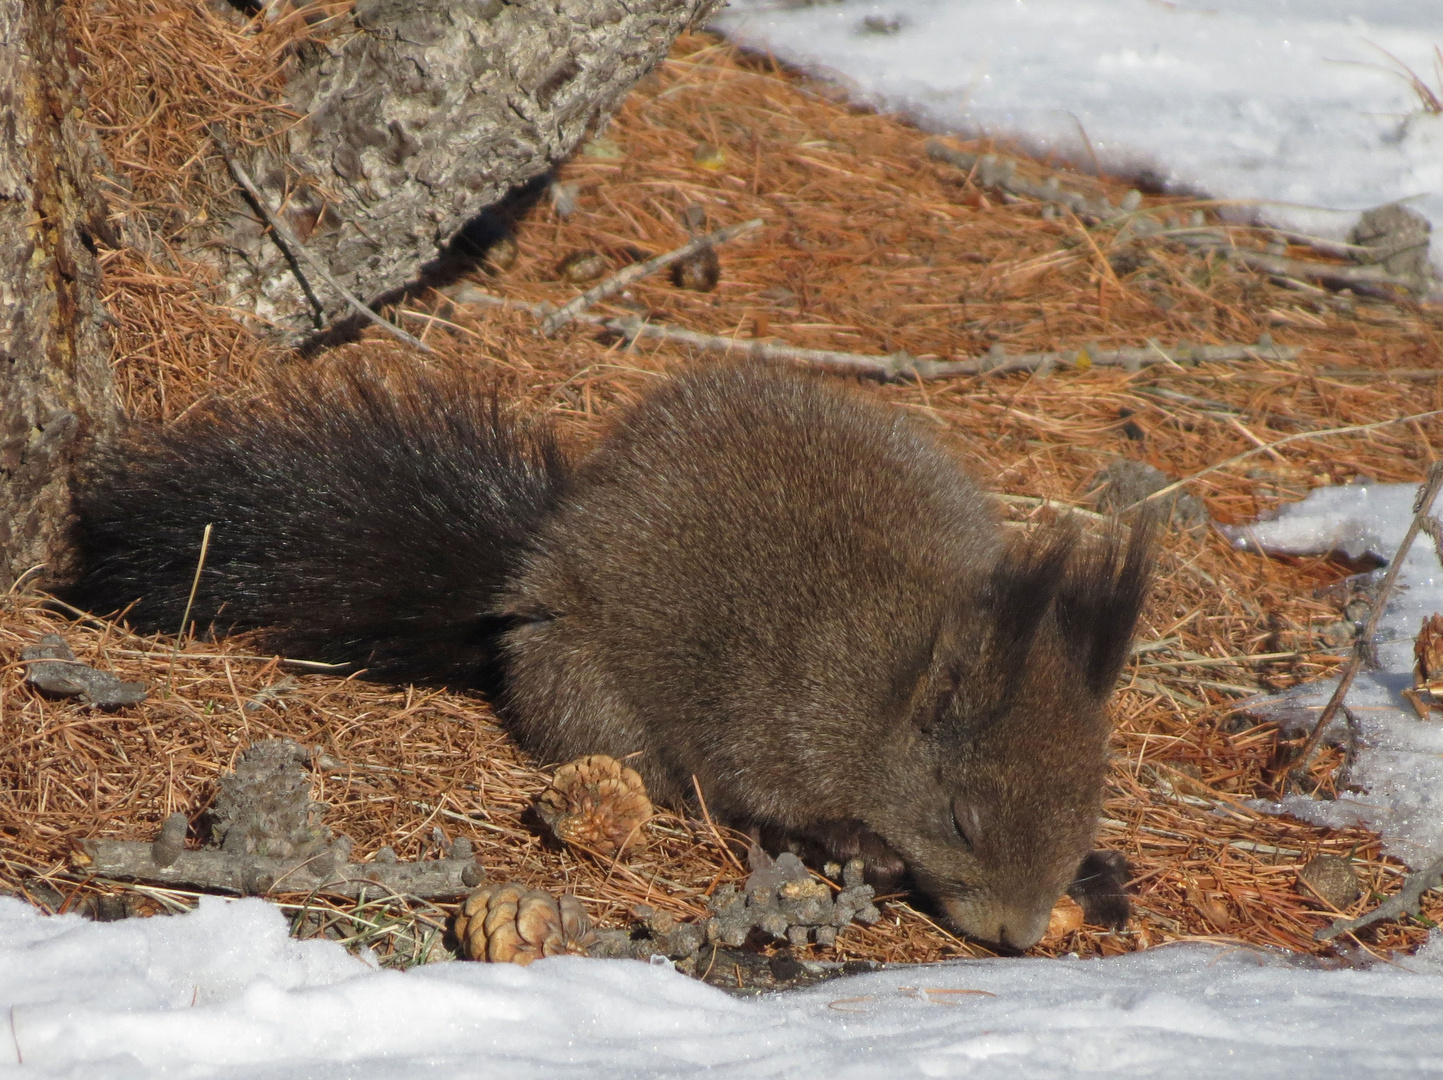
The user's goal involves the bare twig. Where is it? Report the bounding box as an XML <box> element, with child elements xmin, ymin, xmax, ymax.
<box><xmin>1128</xmin><ymin>410</ymin><xmax>1443</xmax><ymax>510</ymax></box>
<box><xmin>1289</xmin><ymin>460</ymin><xmax>1443</xmax><ymax>778</ymax></box>
<box><xmin>927</xmin><ymin>138</ymin><xmax>1443</xmax><ymax>302</ymax></box>
<box><xmin>452</xmin><ymin>286</ymin><xmax>1297</xmax><ymax>381</ymax></box>
<box><xmin>540</xmin><ymin>218</ymin><xmax>764</xmax><ymax>335</ymax></box>
<box><xmin>207</xmin><ymin>125</ymin><xmax>434</xmax><ymax>353</ymax></box>
<box><xmin>74</xmin><ymin>837</ymin><xmax>482</xmax><ymax>901</ymax></box>
<box><xmin>1316</xmin><ymin>853</ymin><xmax>1443</xmax><ymax>941</ymax></box>
<box><xmin>1177</xmin><ymin>234</ymin><xmax>1443</xmax><ymax>304</ymax></box>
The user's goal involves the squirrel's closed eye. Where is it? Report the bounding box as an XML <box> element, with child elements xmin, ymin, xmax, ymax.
<box><xmin>951</xmin><ymin>801</ymin><xmax>980</xmax><ymax>850</ymax></box>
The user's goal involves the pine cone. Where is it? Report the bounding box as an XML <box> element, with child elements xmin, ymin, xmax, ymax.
<box><xmin>1410</xmin><ymin>613</ymin><xmax>1443</xmax><ymax>716</ymax></box>
<box><xmin>535</xmin><ymin>755</ymin><xmax>653</xmax><ymax>856</ymax></box>
<box><xmin>454</xmin><ymin>883</ymin><xmax>597</xmax><ymax>965</ymax></box>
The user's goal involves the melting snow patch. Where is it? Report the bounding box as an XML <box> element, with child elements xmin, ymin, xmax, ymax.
<box><xmin>1219</xmin><ymin>483</ymin><xmax>1443</xmax><ymax>867</ymax></box>
<box><xmin>710</xmin><ymin>0</ymin><xmax>1443</xmax><ymax>268</ymax></box>
<box><xmin>3</xmin><ymin>898</ymin><xmax>1443</xmax><ymax>1078</ymax></box>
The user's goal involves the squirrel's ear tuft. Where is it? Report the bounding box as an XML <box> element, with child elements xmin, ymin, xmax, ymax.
<box><xmin>1054</xmin><ymin>509</ymin><xmax>1158</xmax><ymax>696</ymax></box>
<box><xmin>980</xmin><ymin>519</ymin><xmax>1078</xmax><ymax>676</ymax></box>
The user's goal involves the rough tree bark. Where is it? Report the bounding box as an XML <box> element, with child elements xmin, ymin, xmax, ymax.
<box><xmin>0</xmin><ymin>0</ymin><xmax>116</xmax><ymax>591</ymax></box>
<box><xmin>217</xmin><ymin>0</ymin><xmax>721</xmax><ymax>340</ymax></box>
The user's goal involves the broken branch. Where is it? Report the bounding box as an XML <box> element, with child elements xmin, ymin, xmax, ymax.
<box><xmin>450</xmin><ymin>286</ymin><xmax>1297</xmax><ymax>381</ymax></box>
<box><xmin>75</xmin><ymin>837</ymin><xmax>483</xmax><ymax>901</ymax></box>
<box><xmin>1316</xmin><ymin>853</ymin><xmax>1443</xmax><ymax>941</ymax></box>
<box><xmin>1289</xmin><ymin>459</ymin><xmax>1443</xmax><ymax>778</ymax></box>
<box><xmin>208</xmin><ymin>125</ymin><xmax>434</xmax><ymax>354</ymax></box>
<box><xmin>540</xmin><ymin>218</ymin><xmax>763</xmax><ymax>335</ymax></box>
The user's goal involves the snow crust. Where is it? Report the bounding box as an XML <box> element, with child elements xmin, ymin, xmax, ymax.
<box><xmin>3</xmin><ymin>897</ymin><xmax>1443</xmax><ymax>1079</ymax></box>
<box><xmin>1219</xmin><ymin>483</ymin><xmax>1443</xmax><ymax>866</ymax></box>
<box><xmin>711</xmin><ymin>0</ymin><xmax>1442</xmax><ymax>267</ymax></box>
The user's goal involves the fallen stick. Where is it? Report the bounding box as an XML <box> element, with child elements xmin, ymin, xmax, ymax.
<box><xmin>1288</xmin><ymin>459</ymin><xmax>1443</xmax><ymax>778</ymax></box>
<box><xmin>927</xmin><ymin>139</ymin><xmax>1443</xmax><ymax>303</ymax></box>
<box><xmin>449</xmin><ymin>286</ymin><xmax>1298</xmax><ymax>380</ymax></box>
<box><xmin>540</xmin><ymin>218</ymin><xmax>764</xmax><ymax>336</ymax></box>
<box><xmin>1128</xmin><ymin>409</ymin><xmax>1443</xmax><ymax>510</ymax></box>
<box><xmin>74</xmin><ymin>835</ymin><xmax>484</xmax><ymax>901</ymax></box>
<box><xmin>208</xmin><ymin>125</ymin><xmax>434</xmax><ymax>354</ymax></box>
<box><xmin>1177</xmin><ymin>234</ymin><xmax>1443</xmax><ymax>304</ymax></box>
<box><xmin>1315</xmin><ymin>853</ymin><xmax>1443</xmax><ymax>942</ymax></box>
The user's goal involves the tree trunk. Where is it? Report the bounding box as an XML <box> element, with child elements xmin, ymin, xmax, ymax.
<box><xmin>0</xmin><ymin>0</ymin><xmax>116</xmax><ymax>591</ymax></box>
<box><xmin>216</xmin><ymin>0</ymin><xmax>721</xmax><ymax>340</ymax></box>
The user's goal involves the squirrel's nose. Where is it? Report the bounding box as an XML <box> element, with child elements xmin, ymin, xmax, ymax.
<box><xmin>998</xmin><ymin>908</ymin><xmax>1049</xmax><ymax>951</ymax></box>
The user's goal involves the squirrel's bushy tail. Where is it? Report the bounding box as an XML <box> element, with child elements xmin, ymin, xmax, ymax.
<box><xmin>65</xmin><ymin>362</ymin><xmax>568</xmax><ymax>689</ymax></box>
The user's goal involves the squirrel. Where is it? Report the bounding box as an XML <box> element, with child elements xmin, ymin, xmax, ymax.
<box><xmin>65</xmin><ymin>360</ymin><xmax>1155</xmax><ymax>950</ymax></box>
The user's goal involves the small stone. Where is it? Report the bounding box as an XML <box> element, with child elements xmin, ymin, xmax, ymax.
<box><xmin>858</xmin><ymin>13</ymin><xmax>901</xmax><ymax>33</ymax></box>
<box><xmin>758</xmin><ymin>911</ymin><xmax>790</xmax><ymax>939</ymax></box>
<box><xmin>150</xmin><ymin>812</ymin><xmax>188</xmax><ymax>868</ymax></box>
<box><xmin>720</xmin><ymin>922</ymin><xmax>750</xmax><ymax>947</ymax></box>
<box><xmin>1338</xmin><ymin>598</ymin><xmax>1370</xmax><ymax>627</ymax></box>
<box><xmin>1349</xmin><ymin>203</ymin><xmax>1432</xmax><ymax>278</ymax></box>
<box><xmin>1320</xmin><ymin>620</ymin><xmax>1356</xmax><ymax>648</ymax></box>
<box><xmin>823</xmin><ymin>861</ymin><xmax>842</xmax><ymax>880</ymax></box>
<box><xmin>707</xmin><ymin>883</ymin><xmax>742</xmax><ymax>914</ymax></box>
<box><xmin>555</xmin><ymin>250</ymin><xmax>609</xmax><ymax>284</ymax></box>
<box><xmin>373</xmin><ymin>846</ymin><xmax>398</xmax><ymax>863</ymax></box>
<box><xmin>786</xmin><ymin>924</ymin><xmax>811</xmax><ymax>947</ymax></box>
<box><xmin>671</xmin><ymin>244</ymin><xmax>720</xmax><ymax>292</ymax></box>
<box><xmin>814</xmin><ymin>925</ymin><xmax>837</xmax><ymax>948</ymax></box>
<box><xmin>1296</xmin><ymin>855</ymin><xmax>1361</xmax><ymax>910</ymax></box>
<box><xmin>842</xmin><ymin>858</ymin><xmax>865</xmax><ymax>888</ymax></box>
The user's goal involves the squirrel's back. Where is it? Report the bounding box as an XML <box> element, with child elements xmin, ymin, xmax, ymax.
<box><xmin>66</xmin><ymin>362</ymin><xmax>567</xmax><ymax>688</ymax></box>
<box><xmin>501</xmin><ymin>364</ymin><xmax>1004</xmax><ymax>810</ymax></box>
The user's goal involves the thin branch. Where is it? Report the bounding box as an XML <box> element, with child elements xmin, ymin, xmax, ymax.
<box><xmin>541</xmin><ymin>218</ymin><xmax>764</xmax><ymax>335</ymax></box>
<box><xmin>1315</xmin><ymin>853</ymin><xmax>1443</xmax><ymax>941</ymax></box>
<box><xmin>453</xmin><ymin>285</ymin><xmax>1297</xmax><ymax>381</ymax></box>
<box><xmin>1127</xmin><ymin>410</ymin><xmax>1443</xmax><ymax>510</ymax></box>
<box><xmin>926</xmin><ymin>138</ymin><xmax>1443</xmax><ymax>302</ymax></box>
<box><xmin>207</xmin><ymin>125</ymin><xmax>433</xmax><ymax>354</ymax></box>
<box><xmin>1289</xmin><ymin>460</ymin><xmax>1443</xmax><ymax>778</ymax></box>
<box><xmin>74</xmin><ymin>837</ymin><xmax>481</xmax><ymax>901</ymax></box>
<box><xmin>1178</xmin><ymin>234</ymin><xmax>1443</xmax><ymax>303</ymax></box>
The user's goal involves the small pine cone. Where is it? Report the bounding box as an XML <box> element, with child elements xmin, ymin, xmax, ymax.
<box><xmin>454</xmin><ymin>883</ymin><xmax>597</xmax><ymax>965</ymax></box>
<box><xmin>535</xmin><ymin>754</ymin><xmax>653</xmax><ymax>856</ymax></box>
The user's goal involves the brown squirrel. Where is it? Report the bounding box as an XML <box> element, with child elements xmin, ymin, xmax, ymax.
<box><xmin>67</xmin><ymin>361</ymin><xmax>1154</xmax><ymax>950</ymax></box>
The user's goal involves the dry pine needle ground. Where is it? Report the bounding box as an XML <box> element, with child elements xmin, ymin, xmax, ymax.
<box><xmin>4</xmin><ymin>8</ymin><xmax>1443</xmax><ymax>967</ymax></box>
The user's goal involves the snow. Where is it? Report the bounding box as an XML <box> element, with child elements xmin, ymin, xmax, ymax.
<box><xmin>710</xmin><ymin>0</ymin><xmax>1443</xmax><ymax>268</ymax></box>
<box><xmin>4</xmin><ymin>896</ymin><xmax>1443</xmax><ymax>1079</ymax></box>
<box><xmin>1219</xmin><ymin>483</ymin><xmax>1443</xmax><ymax>867</ymax></box>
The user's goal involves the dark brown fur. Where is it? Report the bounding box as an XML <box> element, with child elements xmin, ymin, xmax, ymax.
<box><xmin>66</xmin><ymin>361</ymin><xmax>1154</xmax><ymax>949</ymax></box>
<box><xmin>502</xmin><ymin>365</ymin><xmax>1154</xmax><ymax>948</ymax></box>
